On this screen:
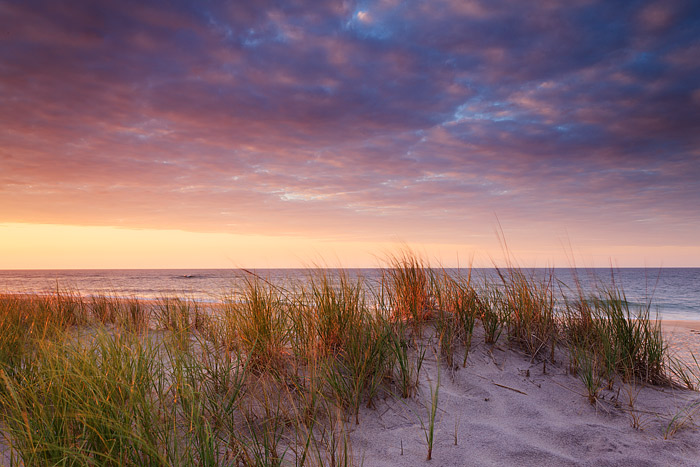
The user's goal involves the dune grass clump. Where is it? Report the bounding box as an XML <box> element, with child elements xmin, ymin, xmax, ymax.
<box><xmin>497</xmin><ymin>267</ymin><xmax>557</xmax><ymax>359</ymax></box>
<box><xmin>383</xmin><ymin>250</ymin><xmax>434</xmax><ymax>333</ymax></box>
<box><xmin>0</xmin><ymin>294</ymin><xmax>74</xmax><ymax>381</ymax></box>
<box><xmin>389</xmin><ymin>319</ymin><xmax>426</xmax><ymax>399</ymax></box>
<box><xmin>561</xmin><ymin>272</ymin><xmax>671</xmax><ymax>403</ymax></box>
<box><xmin>223</xmin><ymin>277</ymin><xmax>290</xmax><ymax>372</ymax></box>
<box><xmin>89</xmin><ymin>293</ymin><xmax>151</xmax><ymax>334</ymax></box>
<box><xmin>434</xmin><ymin>305</ymin><xmax>459</xmax><ymax>369</ymax></box>
<box><xmin>0</xmin><ymin>309</ymin><xmax>356</xmax><ymax>466</ymax></box>
<box><xmin>322</xmin><ymin>312</ymin><xmax>394</xmax><ymax>424</ymax></box>
<box><xmin>120</xmin><ymin>297</ymin><xmax>150</xmax><ymax>334</ymax></box>
<box><xmin>572</xmin><ymin>344</ymin><xmax>603</xmax><ymax>404</ymax></box>
<box><xmin>433</xmin><ymin>272</ymin><xmax>481</xmax><ymax>367</ymax></box>
<box><xmin>594</xmin><ymin>286</ymin><xmax>666</xmax><ymax>384</ymax></box>
<box><xmin>0</xmin><ymin>330</ymin><xmax>164</xmax><ymax>466</ymax></box>
<box><xmin>453</xmin><ymin>283</ymin><xmax>481</xmax><ymax>366</ymax></box>
<box><xmin>154</xmin><ymin>296</ymin><xmax>198</xmax><ymax>333</ymax></box>
<box><xmin>0</xmin><ymin>295</ymin><xmax>38</xmax><ymax>377</ymax></box>
<box><xmin>47</xmin><ymin>287</ymin><xmax>89</xmax><ymax>327</ymax></box>
<box><xmin>309</xmin><ymin>271</ymin><xmax>366</xmax><ymax>356</ymax></box>
<box><xmin>90</xmin><ymin>292</ymin><xmax>121</xmax><ymax>324</ymax></box>
<box><xmin>480</xmin><ymin>285</ymin><xmax>505</xmax><ymax>345</ymax></box>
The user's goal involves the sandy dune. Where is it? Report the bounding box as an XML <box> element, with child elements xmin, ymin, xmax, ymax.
<box><xmin>347</xmin><ymin>322</ymin><xmax>700</xmax><ymax>466</ymax></box>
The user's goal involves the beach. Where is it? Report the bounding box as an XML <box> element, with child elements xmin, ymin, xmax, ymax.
<box><xmin>662</xmin><ymin>320</ymin><xmax>700</xmax><ymax>369</ymax></box>
<box><xmin>1</xmin><ymin>268</ymin><xmax>700</xmax><ymax>466</ymax></box>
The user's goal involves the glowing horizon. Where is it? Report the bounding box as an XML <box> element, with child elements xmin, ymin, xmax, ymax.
<box><xmin>1</xmin><ymin>223</ymin><xmax>698</xmax><ymax>270</ymax></box>
<box><xmin>2</xmin><ymin>1</ymin><xmax>698</xmax><ymax>268</ymax></box>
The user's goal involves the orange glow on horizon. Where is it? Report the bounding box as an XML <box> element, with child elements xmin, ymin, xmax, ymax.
<box><xmin>0</xmin><ymin>222</ymin><xmax>482</xmax><ymax>269</ymax></box>
<box><xmin>1</xmin><ymin>223</ymin><xmax>698</xmax><ymax>269</ymax></box>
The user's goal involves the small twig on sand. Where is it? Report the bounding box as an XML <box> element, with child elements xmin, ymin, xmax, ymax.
<box><xmin>493</xmin><ymin>382</ymin><xmax>527</xmax><ymax>395</ymax></box>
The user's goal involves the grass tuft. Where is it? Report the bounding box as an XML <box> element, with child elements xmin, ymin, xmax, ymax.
<box><xmin>383</xmin><ymin>250</ymin><xmax>434</xmax><ymax>334</ymax></box>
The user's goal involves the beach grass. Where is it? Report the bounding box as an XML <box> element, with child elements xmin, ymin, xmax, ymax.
<box><xmin>0</xmin><ymin>252</ymin><xmax>695</xmax><ymax>465</ymax></box>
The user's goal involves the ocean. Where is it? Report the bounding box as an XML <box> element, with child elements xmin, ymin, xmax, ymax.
<box><xmin>1</xmin><ymin>268</ymin><xmax>698</xmax><ymax>321</ymax></box>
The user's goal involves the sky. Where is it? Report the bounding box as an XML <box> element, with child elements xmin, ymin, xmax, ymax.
<box><xmin>1</xmin><ymin>0</ymin><xmax>699</xmax><ymax>268</ymax></box>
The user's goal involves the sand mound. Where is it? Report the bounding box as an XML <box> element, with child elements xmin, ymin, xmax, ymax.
<box><xmin>347</xmin><ymin>324</ymin><xmax>700</xmax><ymax>466</ymax></box>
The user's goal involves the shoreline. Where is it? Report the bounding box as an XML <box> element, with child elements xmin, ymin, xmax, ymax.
<box><xmin>660</xmin><ymin>319</ymin><xmax>700</xmax><ymax>331</ymax></box>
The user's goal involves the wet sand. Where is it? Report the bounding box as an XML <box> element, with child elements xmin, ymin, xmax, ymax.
<box><xmin>662</xmin><ymin>320</ymin><xmax>700</xmax><ymax>368</ymax></box>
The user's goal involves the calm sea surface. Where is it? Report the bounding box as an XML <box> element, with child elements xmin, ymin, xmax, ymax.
<box><xmin>1</xmin><ymin>268</ymin><xmax>698</xmax><ymax>321</ymax></box>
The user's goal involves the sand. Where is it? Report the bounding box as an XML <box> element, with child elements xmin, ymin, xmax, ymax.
<box><xmin>662</xmin><ymin>320</ymin><xmax>700</xmax><ymax>369</ymax></box>
<box><xmin>345</xmin><ymin>322</ymin><xmax>700</xmax><ymax>466</ymax></box>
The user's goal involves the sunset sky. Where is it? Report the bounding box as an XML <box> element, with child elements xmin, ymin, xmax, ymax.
<box><xmin>1</xmin><ymin>0</ymin><xmax>699</xmax><ymax>268</ymax></box>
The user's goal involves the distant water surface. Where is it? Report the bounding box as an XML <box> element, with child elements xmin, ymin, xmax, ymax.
<box><xmin>0</xmin><ymin>268</ymin><xmax>698</xmax><ymax>321</ymax></box>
